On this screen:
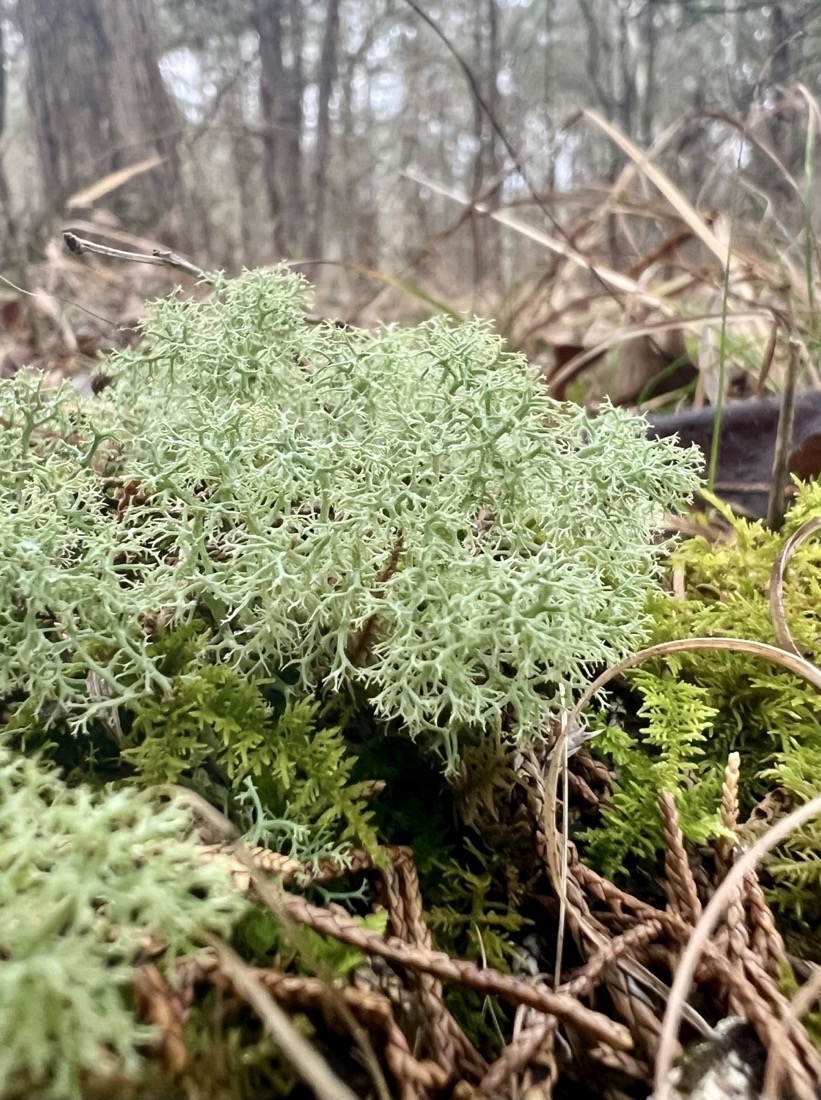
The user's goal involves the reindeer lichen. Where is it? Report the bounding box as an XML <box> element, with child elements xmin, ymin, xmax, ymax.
<box><xmin>0</xmin><ymin>747</ymin><xmax>242</xmax><ymax>1099</ymax></box>
<box><xmin>1</xmin><ymin>269</ymin><xmax>701</xmax><ymax>773</ymax></box>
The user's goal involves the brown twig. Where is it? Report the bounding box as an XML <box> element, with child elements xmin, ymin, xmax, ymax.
<box><xmin>201</xmin><ymin>934</ymin><xmax>360</xmax><ymax>1100</ymax></box>
<box><xmin>346</xmin><ymin>531</ymin><xmax>404</xmax><ymax>667</ymax></box>
<box><xmin>63</xmin><ymin>229</ymin><xmax>212</xmax><ymax>282</ymax></box>
<box><xmin>766</xmin><ymin>336</ymin><xmax>801</xmax><ymax>531</ymax></box>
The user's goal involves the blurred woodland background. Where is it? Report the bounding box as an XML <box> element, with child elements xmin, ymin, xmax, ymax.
<box><xmin>4</xmin><ymin>0</ymin><xmax>821</xmax><ymax>404</ymax></box>
<box><xmin>8</xmin><ymin>9</ymin><xmax>821</xmax><ymax>1096</ymax></box>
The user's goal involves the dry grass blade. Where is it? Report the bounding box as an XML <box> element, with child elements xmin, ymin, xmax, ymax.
<box><xmin>584</xmin><ymin>109</ymin><xmax>746</xmax><ymax>274</ymax></box>
<box><xmin>288</xmin><ymin>257</ymin><xmax>464</xmax><ymax>319</ymax></box>
<box><xmin>63</xmin><ymin>230</ymin><xmax>210</xmax><ymax>282</ymax></box>
<box><xmin>755</xmin><ymin>322</ymin><xmax>779</xmax><ymax>395</ymax></box>
<box><xmin>768</xmin><ymin>515</ymin><xmax>821</xmax><ymax>655</ymax></box>
<box><xmin>654</xmin><ymin>793</ymin><xmax>821</xmax><ymax>1100</ymax></box>
<box><xmin>402</xmin><ymin>168</ymin><xmax>674</xmax><ymax>307</ymax></box>
<box><xmin>201</xmin><ymin>934</ymin><xmax>361</xmax><ymax>1100</ymax></box>
<box><xmin>547</xmin><ymin>310</ymin><xmax>770</xmax><ymax>396</ymax></box>
<box><xmin>66</xmin><ymin>155</ymin><xmax>164</xmax><ymax>208</ymax></box>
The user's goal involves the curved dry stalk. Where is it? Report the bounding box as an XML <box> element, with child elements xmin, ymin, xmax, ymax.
<box><xmin>653</xmin><ymin>792</ymin><xmax>821</xmax><ymax>1099</ymax></box>
<box><xmin>583</xmin><ymin>109</ymin><xmax>748</xmax><ymax>273</ymax></box>
<box><xmin>768</xmin><ymin>515</ymin><xmax>821</xmax><ymax>656</ymax></box>
<box><xmin>791</xmin><ymin>965</ymin><xmax>821</xmax><ymax>1020</ymax></box>
<box><xmin>202</xmin><ymin>934</ymin><xmax>361</xmax><ymax>1100</ymax></box>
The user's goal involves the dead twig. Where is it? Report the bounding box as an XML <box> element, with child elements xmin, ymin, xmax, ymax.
<box><xmin>201</xmin><ymin>934</ymin><xmax>360</xmax><ymax>1100</ymax></box>
<box><xmin>63</xmin><ymin>230</ymin><xmax>212</xmax><ymax>282</ymax></box>
<box><xmin>346</xmin><ymin>531</ymin><xmax>404</xmax><ymax>667</ymax></box>
<box><xmin>767</xmin><ymin>337</ymin><xmax>801</xmax><ymax>531</ymax></box>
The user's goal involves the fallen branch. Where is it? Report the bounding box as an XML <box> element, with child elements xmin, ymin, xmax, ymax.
<box><xmin>63</xmin><ymin>229</ymin><xmax>212</xmax><ymax>282</ymax></box>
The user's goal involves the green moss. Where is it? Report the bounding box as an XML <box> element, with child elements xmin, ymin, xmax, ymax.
<box><xmin>583</xmin><ymin>484</ymin><xmax>821</xmax><ymax>935</ymax></box>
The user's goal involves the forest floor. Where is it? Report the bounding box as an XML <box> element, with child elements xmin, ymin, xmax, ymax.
<box><xmin>3</xmin><ymin>230</ymin><xmax>821</xmax><ymax>1100</ymax></box>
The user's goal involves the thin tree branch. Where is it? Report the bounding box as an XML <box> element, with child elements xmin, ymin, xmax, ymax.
<box><xmin>63</xmin><ymin>230</ymin><xmax>212</xmax><ymax>282</ymax></box>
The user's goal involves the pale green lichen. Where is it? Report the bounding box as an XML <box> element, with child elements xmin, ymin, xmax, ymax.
<box><xmin>0</xmin><ymin>269</ymin><xmax>701</xmax><ymax>771</ymax></box>
<box><xmin>0</xmin><ymin>746</ymin><xmax>243</xmax><ymax>1098</ymax></box>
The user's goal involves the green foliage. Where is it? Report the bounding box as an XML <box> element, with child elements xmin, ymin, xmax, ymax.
<box><xmin>582</xmin><ymin>671</ymin><xmax>723</xmax><ymax>880</ymax></box>
<box><xmin>0</xmin><ymin>745</ymin><xmax>243</xmax><ymax>1099</ymax></box>
<box><xmin>0</xmin><ymin>269</ymin><xmax>707</xmax><ymax>1095</ymax></box>
<box><xmin>584</xmin><ymin>482</ymin><xmax>821</xmax><ymax>930</ymax></box>
<box><xmin>120</xmin><ymin>656</ymin><xmax>380</xmax><ymax>864</ymax></box>
<box><xmin>0</xmin><ymin>268</ymin><xmax>700</xmax><ymax>773</ymax></box>
<box><xmin>426</xmin><ymin>850</ymin><xmax>532</xmax><ymax>1056</ymax></box>
<box><xmin>428</xmin><ymin>860</ymin><xmax>532</xmax><ymax>972</ymax></box>
<box><xmin>234</xmin><ymin>903</ymin><xmax>388</xmax><ymax>979</ymax></box>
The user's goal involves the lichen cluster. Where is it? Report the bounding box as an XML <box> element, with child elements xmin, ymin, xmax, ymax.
<box><xmin>0</xmin><ymin>748</ymin><xmax>241</xmax><ymax>1098</ymax></box>
<box><xmin>0</xmin><ymin>268</ymin><xmax>701</xmax><ymax>773</ymax></box>
<box><xmin>0</xmin><ymin>269</ymin><xmax>705</xmax><ymax>1096</ymax></box>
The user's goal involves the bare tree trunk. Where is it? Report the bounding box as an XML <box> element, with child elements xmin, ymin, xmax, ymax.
<box><xmin>469</xmin><ymin>0</ymin><xmax>502</xmax><ymax>292</ymax></box>
<box><xmin>615</xmin><ymin>2</ymin><xmax>636</xmax><ymax>137</ymax></box>
<box><xmin>307</xmin><ymin>0</ymin><xmax>340</xmax><ymax>259</ymax></box>
<box><xmin>638</xmin><ymin>0</ymin><xmax>659</xmax><ymax>145</ymax></box>
<box><xmin>18</xmin><ymin>0</ymin><xmax>182</xmax><ymax>236</ymax></box>
<box><xmin>0</xmin><ymin>15</ymin><xmax>18</xmax><ymax>258</ymax></box>
<box><xmin>228</xmin><ymin>65</ymin><xmax>262</xmax><ymax>270</ymax></box>
<box><xmin>252</xmin><ymin>0</ymin><xmax>289</xmax><ymax>256</ymax></box>
<box><xmin>543</xmin><ymin>0</ymin><xmax>556</xmax><ymax>191</ymax></box>
<box><xmin>282</xmin><ymin>0</ymin><xmax>305</xmax><ymax>250</ymax></box>
<box><xmin>252</xmin><ymin>0</ymin><xmax>305</xmax><ymax>257</ymax></box>
<box><xmin>770</xmin><ymin>3</ymin><xmax>792</xmax><ymax>87</ymax></box>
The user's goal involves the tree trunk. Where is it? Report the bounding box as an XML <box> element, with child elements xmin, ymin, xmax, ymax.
<box><xmin>252</xmin><ymin>0</ymin><xmax>305</xmax><ymax>258</ymax></box>
<box><xmin>469</xmin><ymin>0</ymin><xmax>502</xmax><ymax>291</ymax></box>
<box><xmin>307</xmin><ymin>0</ymin><xmax>340</xmax><ymax>259</ymax></box>
<box><xmin>18</xmin><ymin>0</ymin><xmax>182</xmax><ymax>236</ymax></box>
<box><xmin>0</xmin><ymin>15</ymin><xmax>18</xmax><ymax>258</ymax></box>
